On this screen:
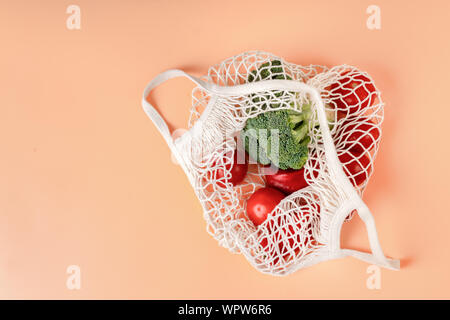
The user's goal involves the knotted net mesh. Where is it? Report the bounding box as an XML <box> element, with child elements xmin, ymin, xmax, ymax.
<box><xmin>174</xmin><ymin>51</ymin><xmax>383</xmax><ymax>275</ymax></box>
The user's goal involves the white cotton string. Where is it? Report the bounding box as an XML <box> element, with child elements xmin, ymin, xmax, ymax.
<box><xmin>142</xmin><ymin>51</ymin><xmax>399</xmax><ymax>275</ymax></box>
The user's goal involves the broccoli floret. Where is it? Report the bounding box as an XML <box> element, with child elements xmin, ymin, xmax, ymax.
<box><xmin>242</xmin><ymin>109</ymin><xmax>310</xmax><ymax>170</ymax></box>
<box><xmin>248</xmin><ymin>60</ymin><xmax>291</xmax><ymax>82</ymax></box>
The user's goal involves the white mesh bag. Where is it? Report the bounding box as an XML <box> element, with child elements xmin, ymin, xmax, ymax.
<box><xmin>142</xmin><ymin>51</ymin><xmax>400</xmax><ymax>276</ymax></box>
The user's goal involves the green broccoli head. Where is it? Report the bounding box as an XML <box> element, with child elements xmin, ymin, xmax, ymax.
<box><xmin>242</xmin><ymin>109</ymin><xmax>310</xmax><ymax>170</ymax></box>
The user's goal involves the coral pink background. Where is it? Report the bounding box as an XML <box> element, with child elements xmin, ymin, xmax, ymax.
<box><xmin>1</xmin><ymin>0</ymin><xmax>449</xmax><ymax>299</ymax></box>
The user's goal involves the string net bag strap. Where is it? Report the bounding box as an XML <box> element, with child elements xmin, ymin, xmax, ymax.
<box><xmin>307</xmin><ymin>87</ymin><xmax>400</xmax><ymax>271</ymax></box>
<box><xmin>141</xmin><ymin>69</ymin><xmax>213</xmax><ymax>186</ymax></box>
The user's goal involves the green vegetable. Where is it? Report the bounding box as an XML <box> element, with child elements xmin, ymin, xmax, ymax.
<box><xmin>241</xmin><ymin>60</ymin><xmax>312</xmax><ymax>170</ymax></box>
<box><xmin>242</xmin><ymin>108</ymin><xmax>310</xmax><ymax>170</ymax></box>
<box><xmin>248</xmin><ymin>60</ymin><xmax>291</xmax><ymax>82</ymax></box>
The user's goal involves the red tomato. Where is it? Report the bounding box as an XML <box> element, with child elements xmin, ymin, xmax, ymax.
<box><xmin>340</xmin><ymin>119</ymin><xmax>380</xmax><ymax>153</ymax></box>
<box><xmin>328</xmin><ymin>71</ymin><xmax>377</xmax><ymax>115</ymax></box>
<box><xmin>338</xmin><ymin>150</ymin><xmax>372</xmax><ymax>187</ymax></box>
<box><xmin>265</xmin><ymin>168</ymin><xmax>308</xmax><ymax>194</ymax></box>
<box><xmin>215</xmin><ymin>150</ymin><xmax>248</xmax><ymax>187</ymax></box>
<box><xmin>246</xmin><ymin>187</ymin><xmax>285</xmax><ymax>226</ymax></box>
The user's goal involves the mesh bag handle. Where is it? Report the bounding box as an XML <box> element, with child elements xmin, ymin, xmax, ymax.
<box><xmin>141</xmin><ymin>69</ymin><xmax>208</xmax><ymax>149</ymax></box>
<box><xmin>141</xmin><ymin>69</ymin><xmax>213</xmax><ymax>186</ymax></box>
